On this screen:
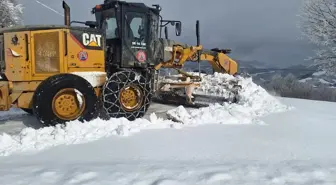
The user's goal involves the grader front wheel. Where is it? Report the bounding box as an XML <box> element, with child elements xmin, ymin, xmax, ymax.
<box><xmin>119</xmin><ymin>85</ymin><xmax>144</xmax><ymax>112</ymax></box>
<box><xmin>102</xmin><ymin>71</ymin><xmax>152</xmax><ymax>121</ymax></box>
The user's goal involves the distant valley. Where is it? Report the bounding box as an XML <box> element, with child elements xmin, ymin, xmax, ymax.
<box><xmin>183</xmin><ymin>59</ymin><xmax>336</xmax><ymax>89</ymax></box>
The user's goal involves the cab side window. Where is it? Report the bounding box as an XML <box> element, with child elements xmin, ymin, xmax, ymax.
<box><xmin>125</xmin><ymin>12</ymin><xmax>147</xmax><ymax>42</ymax></box>
<box><xmin>130</xmin><ymin>17</ymin><xmax>142</xmax><ymax>38</ymax></box>
<box><xmin>106</xmin><ymin>17</ymin><xmax>118</xmax><ymax>39</ymax></box>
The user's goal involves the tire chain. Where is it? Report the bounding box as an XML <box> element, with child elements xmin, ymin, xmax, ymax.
<box><xmin>102</xmin><ymin>70</ymin><xmax>152</xmax><ymax>120</ymax></box>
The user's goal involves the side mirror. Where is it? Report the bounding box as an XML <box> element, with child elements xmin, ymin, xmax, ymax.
<box><xmin>164</xmin><ymin>26</ymin><xmax>169</xmax><ymax>39</ymax></box>
<box><xmin>175</xmin><ymin>22</ymin><xmax>182</xmax><ymax>36</ymax></box>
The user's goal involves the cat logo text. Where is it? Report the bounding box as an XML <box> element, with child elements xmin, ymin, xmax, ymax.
<box><xmin>82</xmin><ymin>33</ymin><xmax>102</xmax><ymax>47</ymax></box>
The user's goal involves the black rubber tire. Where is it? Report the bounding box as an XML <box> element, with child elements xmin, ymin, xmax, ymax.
<box><xmin>32</xmin><ymin>73</ymin><xmax>99</xmax><ymax>127</ymax></box>
<box><xmin>21</xmin><ymin>108</ymin><xmax>33</xmax><ymax>115</ymax></box>
<box><xmin>102</xmin><ymin>70</ymin><xmax>152</xmax><ymax>121</ymax></box>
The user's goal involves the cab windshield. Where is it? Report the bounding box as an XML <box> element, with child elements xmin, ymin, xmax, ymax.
<box><xmin>95</xmin><ymin>9</ymin><xmax>118</xmax><ymax>39</ymax></box>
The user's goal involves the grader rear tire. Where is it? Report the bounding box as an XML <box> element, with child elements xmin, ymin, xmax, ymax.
<box><xmin>102</xmin><ymin>71</ymin><xmax>152</xmax><ymax>121</ymax></box>
<box><xmin>32</xmin><ymin>74</ymin><xmax>99</xmax><ymax>127</ymax></box>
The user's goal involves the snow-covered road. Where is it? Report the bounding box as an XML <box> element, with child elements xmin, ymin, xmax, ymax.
<box><xmin>1</xmin><ymin>73</ymin><xmax>336</xmax><ymax>184</ymax></box>
<box><xmin>0</xmin><ymin>103</ymin><xmax>177</xmax><ymax>135</ymax></box>
<box><xmin>1</xmin><ymin>97</ymin><xmax>336</xmax><ymax>184</ymax></box>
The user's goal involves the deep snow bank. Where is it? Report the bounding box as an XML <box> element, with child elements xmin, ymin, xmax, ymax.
<box><xmin>0</xmin><ymin>73</ymin><xmax>291</xmax><ymax>156</ymax></box>
<box><xmin>167</xmin><ymin>73</ymin><xmax>290</xmax><ymax>124</ymax></box>
<box><xmin>194</xmin><ymin>72</ymin><xmax>288</xmax><ymax>115</ymax></box>
<box><xmin>0</xmin><ymin>115</ymin><xmax>180</xmax><ymax>156</ymax></box>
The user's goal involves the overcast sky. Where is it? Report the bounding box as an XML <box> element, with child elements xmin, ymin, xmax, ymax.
<box><xmin>18</xmin><ymin>0</ymin><xmax>315</xmax><ymax>67</ymax></box>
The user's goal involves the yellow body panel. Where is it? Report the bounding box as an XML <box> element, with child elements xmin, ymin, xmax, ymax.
<box><xmin>201</xmin><ymin>53</ymin><xmax>238</xmax><ymax>75</ymax></box>
<box><xmin>4</xmin><ymin>28</ymin><xmax>105</xmax><ymax>82</ymax></box>
<box><xmin>228</xmin><ymin>58</ymin><xmax>238</xmax><ymax>75</ymax></box>
<box><xmin>17</xmin><ymin>92</ymin><xmax>33</xmax><ymax>109</ymax></box>
<box><xmin>155</xmin><ymin>44</ymin><xmax>239</xmax><ymax>75</ymax></box>
<box><xmin>1</xmin><ymin>27</ymin><xmax>106</xmax><ymax>111</ymax></box>
<box><xmin>0</xmin><ymin>26</ymin><xmax>239</xmax><ymax>112</ymax></box>
<box><xmin>4</xmin><ymin>31</ymin><xmax>31</xmax><ymax>81</ymax></box>
<box><xmin>11</xmin><ymin>81</ymin><xmax>41</xmax><ymax>91</ymax></box>
<box><xmin>67</xmin><ymin>30</ymin><xmax>105</xmax><ymax>69</ymax></box>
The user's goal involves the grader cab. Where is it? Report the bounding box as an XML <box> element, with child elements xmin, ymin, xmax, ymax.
<box><xmin>0</xmin><ymin>0</ymin><xmax>240</xmax><ymax>127</ymax></box>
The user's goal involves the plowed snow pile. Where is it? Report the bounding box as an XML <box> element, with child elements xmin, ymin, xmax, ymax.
<box><xmin>0</xmin><ymin>73</ymin><xmax>291</xmax><ymax>156</ymax></box>
<box><xmin>167</xmin><ymin>73</ymin><xmax>290</xmax><ymax>124</ymax></box>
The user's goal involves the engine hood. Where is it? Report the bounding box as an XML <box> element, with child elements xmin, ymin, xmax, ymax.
<box><xmin>0</xmin><ymin>25</ymin><xmax>100</xmax><ymax>34</ymax></box>
<box><xmin>0</xmin><ymin>25</ymin><xmax>68</xmax><ymax>34</ymax></box>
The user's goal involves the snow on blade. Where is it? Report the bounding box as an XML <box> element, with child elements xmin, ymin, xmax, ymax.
<box><xmin>167</xmin><ymin>73</ymin><xmax>291</xmax><ymax>125</ymax></box>
<box><xmin>70</xmin><ymin>71</ymin><xmax>107</xmax><ymax>87</ymax></box>
<box><xmin>0</xmin><ymin>73</ymin><xmax>291</xmax><ymax>156</ymax></box>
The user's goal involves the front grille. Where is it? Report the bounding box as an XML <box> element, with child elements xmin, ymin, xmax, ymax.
<box><xmin>34</xmin><ymin>31</ymin><xmax>60</xmax><ymax>73</ymax></box>
<box><xmin>0</xmin><ymin>34</ymin><xmax>4</xmax><ymax>73</ymax></box>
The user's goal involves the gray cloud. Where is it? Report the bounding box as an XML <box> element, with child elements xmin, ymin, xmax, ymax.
<box><xmin>18</xmin><ymin>0</ymin><xmax>315</xmax><ymax>67</ymax></box>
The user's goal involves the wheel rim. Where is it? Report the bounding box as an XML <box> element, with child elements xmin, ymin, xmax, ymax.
<box><xmin>119</xmin><ymin>85</ymin><xmax>143</xmax><ymax>112</ymax></box>
<box><xmin>52</xmin><ymin>88</ymin><xmax>86</xmax><ymax>120</ymax></box>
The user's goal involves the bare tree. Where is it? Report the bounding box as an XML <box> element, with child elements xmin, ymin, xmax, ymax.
<box><xmin>260</xmin><ymin>73</ymin><xmax>336</xmax><ymax>102</ymax></box>
<box><xmin>0</xmin><ymin>0</ymin><xmax>24</xmax><ymax>27</ymax></box>
<box><xmin>298</xmin><ymin>0</ymin><xmax>336</xmax><ymax>74</ymax></box>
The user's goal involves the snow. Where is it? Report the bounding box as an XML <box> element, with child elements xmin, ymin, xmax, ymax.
<box><xmin>1</xmin><ymin>97</ymin><xmax>336</xmax><ymax>184</ymax></box>
<box><xmin>74</xmin><ymin>89</ymin><xmax>84</xmax><ymax>107</ymax></box>
<box><xmin>297</xmin><ymin>73</ymin><xmax>336</xmax><ymax>87</ymax></box>
<box><xmin>312</xmin><ymin>71</ymin><xmax>326</xmax><ymax>76</ymax></box>
<box><xmin>0</xmin><ymin>73</ymin><xmax>291</xmax><ymax>157</ymax></box>
<box><xmin>162</xmin><ymin>72</ymin><xmax>290</xmax><ymax>125</ymax></box>
<box><xmin>1</xmin><ymin>73</ymin><xmax>335</xmax><ymax>184</ymax></box>
<box><xmin>193</xmin><ymin>72</ymin><xmax>290</xmax><ymax>114</ymax></box>
<box><xmin>71</xmin><ymin>71</ymin><xmax>107</xmax><ymax>87</ymax></box>
<box><xmin>298</xmin><ymin>77</ymin><xmax>312</xmax><ymax>82</ymax></box>
<box><xmin>0</xmin><ymin>108</ymin><xmax>27</xmax><ymax>121</ymax></box>
<box><xmin>0</xmin><ymin>116</ymin><xmax>176</xmax><ymax>156</ymax></box>
<box><xmin>319</xmin><ymin>78</ymin><xmax>331</xmax><ymax>84</ymax></box>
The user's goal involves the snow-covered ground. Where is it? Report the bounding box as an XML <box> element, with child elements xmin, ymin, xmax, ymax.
<box><xmin>0</xmin><ymin>73</ymin><xmax>336</xmax><ymax>184</ymax></box>
<box><xmin>298</xmin><ymin>70</ymin><xmax>336</xmax><ymax>88</ymax></box>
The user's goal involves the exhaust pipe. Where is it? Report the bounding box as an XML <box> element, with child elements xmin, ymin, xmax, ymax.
<box><xmin>196</xmin><ymin>20</ymin><xmax>201</xmax><ymax>77</ymax></box>
<box><xmin>63</xmin><ymin>1</ymin><xmax>70</xmax><ymax>26</ymax></box>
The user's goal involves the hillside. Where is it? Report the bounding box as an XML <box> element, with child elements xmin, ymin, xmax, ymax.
<box><xmin>184</xmin><ymin>59</ymin><xmax>336</xmax><ymax>88</ymax></box>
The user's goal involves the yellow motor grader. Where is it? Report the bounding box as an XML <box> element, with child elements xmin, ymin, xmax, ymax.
<box><xmin>0</xmin><ymin>0</ymin><xmax>239</xmax><ymax>127</ymax></box>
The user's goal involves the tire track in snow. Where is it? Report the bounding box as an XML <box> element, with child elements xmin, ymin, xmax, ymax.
<box><xmin>1</xmin><ymin>162</ymin><xmax>335</xmax><ymax>185</ymax></box>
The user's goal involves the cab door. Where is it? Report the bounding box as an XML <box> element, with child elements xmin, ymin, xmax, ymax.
<box><xmin>121</xmin><ymin>6</ymin><xmax>149</xmax><ymax>68</ymax></box>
